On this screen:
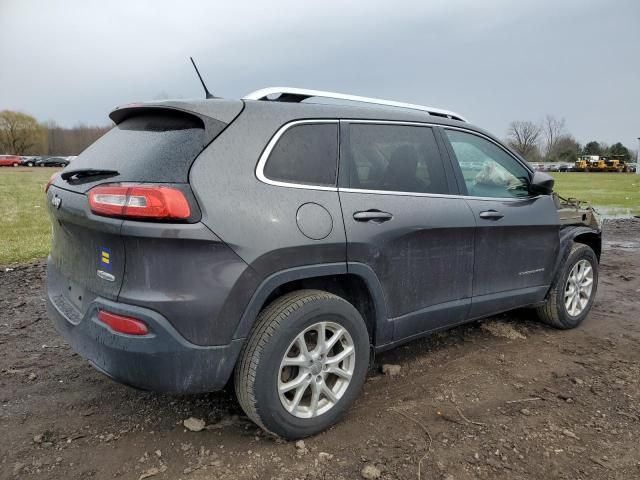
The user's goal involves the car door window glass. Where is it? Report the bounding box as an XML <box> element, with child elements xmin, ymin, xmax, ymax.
<box><xmin>347</xmin><ymin>124</ymin><xmax>448</xmax><ymax>194</ymax></box>
<box><xmin>264</xmin><ymin>123</ymin><xmax>338</xmax><ymax>186</ymax></box>
<box><xmin>444</xmin><ymin>129</ymin><xmax>531</xmax><ymax>198</ymax></box>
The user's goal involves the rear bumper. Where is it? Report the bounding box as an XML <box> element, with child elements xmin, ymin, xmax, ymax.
<box><xmin>46</xmin><ymin>292</ymin><xmax>243</xmax><ymax>394</ymax></box>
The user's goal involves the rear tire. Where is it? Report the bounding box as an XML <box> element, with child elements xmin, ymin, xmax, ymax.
<box><xmin>535</xmin><ymin>243</ymin><xmax>598</xmax><ymax>329</ymax></box>
<box><xmin>234</xmin><ymin>289</ymin><xmax>370</xmax><ymax>439</ymax></box>
<box><xmin>27</xmin><ymin>162</ymin><xmax>34</xmax><ymax>167</ymax></box>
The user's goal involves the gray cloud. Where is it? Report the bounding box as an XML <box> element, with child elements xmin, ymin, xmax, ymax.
<box><xmin>1</xmin><ymin>0</ymin><xmax>638</xmax><ymax>148</ymax></box>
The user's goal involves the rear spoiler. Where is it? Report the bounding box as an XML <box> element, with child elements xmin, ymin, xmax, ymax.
<box><xmin>109</xmin><ymin>100</ymin><xmax>244</xmax><ymax>147</ymax></box>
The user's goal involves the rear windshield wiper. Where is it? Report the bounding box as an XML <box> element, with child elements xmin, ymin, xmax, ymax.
<box><xmin>61</xmin><ymin>169</ymin><xmax>119</xmax><ymax>181</ymax></box>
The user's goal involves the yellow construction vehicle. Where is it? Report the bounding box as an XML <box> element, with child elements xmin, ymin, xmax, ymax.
<box><xmin>604</xmin><ymin>158</ymin><xmax>624</xmax><ymax>172</ymax></box>
<box><xmin>575</xmin><ymin>156</ymin><xmax>591</xmax><ymax>171</ymax></box>
<box><xmin>576</xmin><ymin>155</ymin><xmax>605</xmax><ymax>171</ymax></box>
<box><xmin>588</xmin><ymin>157</ymin><xmax>607</xmax><ymax>172</ymax></box>
<box><xmin>604</xmin><ymin>155</ymin><xmax>627</xmax><ymax>172</ymax></box>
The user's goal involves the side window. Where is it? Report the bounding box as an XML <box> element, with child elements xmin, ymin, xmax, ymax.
<box><xmin>347</xmin><ymin>124</ymin><xmax>448</xmax><ymax>194</ymax></box>
<box><xmin>263</xmin><ymin>123</ymin><xmax>338</xmax><ymax>187</ymax></box>
<box><xmin>444</xmin><ymin>129</ymin><xmax>531</xmax><ymax>198</ymax></box>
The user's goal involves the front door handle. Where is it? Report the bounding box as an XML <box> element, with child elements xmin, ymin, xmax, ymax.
<box><xmin>479</xmin><ymin>210</ymin><xmax>504</xmax><ymax>220</ymax></box>
<box><xmin>353</xmin><ymin>210</ymin><xmax>393</xmax><ymax>222</ymax></box>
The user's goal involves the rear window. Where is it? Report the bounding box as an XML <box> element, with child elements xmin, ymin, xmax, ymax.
<box><xmin>263</xmin><ymin>123</ymin><xmax>338</xmax><ymax>187</ymax></box>
<box><xmin>69</xmin><ymin>112</ymin><xmax>209</xmax><ymax>183</ymax></box>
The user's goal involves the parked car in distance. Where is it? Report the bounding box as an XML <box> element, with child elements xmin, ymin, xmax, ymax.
<box><xmin>46</xmin><ymin>87</ymin><xmax>602</xmax><ymax>439</ymax></box>
<box><xmin>35</xmin><ymin>156</ymin><xmax>70</xmax><ymax>167</ymax></box>
<box><xmin>557</xmin><ymin>162</ymin><xmax>575</xmax><ymax>172</ymax></box>
<box><xmin>0</xmin><ymin>155</ymin><xmax>21</xmax><ymax>167</ymax></box>
<box><xmin>20</xmin><ymin>156</ymin><xmax>39</xmax><ymax>167</ymax></box>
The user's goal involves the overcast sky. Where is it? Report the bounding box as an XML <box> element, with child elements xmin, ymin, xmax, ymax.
<box><xmin>1</xmin><ymin>0</ymin><xmax>638</xmax><ymax>149</ymax></box>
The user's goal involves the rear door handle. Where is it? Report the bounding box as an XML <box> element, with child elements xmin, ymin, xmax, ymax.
<box><xmin>353</xmin><ymin>210</ymin><xmax>393</xmax><ymax>222</ymax></box>
<box><xmin>479</xmin><ymin>210</ymin><xmax>504</xmax><ymax>220</ymax></box>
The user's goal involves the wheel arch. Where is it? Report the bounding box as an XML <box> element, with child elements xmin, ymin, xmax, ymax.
<box><xmin>233</xmin><ymin>263</ymin><xmax>389</xmax><ymax>346</ymax></box>
<box><xmin>546</xmin><ymin>225</ymin><xmax>602</xmax><ymax>297</ymax></box>
<box><xmin>572</xmin><ymin>230</ymin><xmax>602</xmax><ymax>261</ymax></box>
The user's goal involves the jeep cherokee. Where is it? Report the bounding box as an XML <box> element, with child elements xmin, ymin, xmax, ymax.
<box><xmin>46</xmin><ymin>87</ymin><xmax>601</xmax><ymax>438</ymax></box>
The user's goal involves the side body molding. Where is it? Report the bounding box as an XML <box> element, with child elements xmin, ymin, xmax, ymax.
<box><xmin>232</xmin><ymin>262</ymin><xmax>390</xmax><ymax>346</ymax></box>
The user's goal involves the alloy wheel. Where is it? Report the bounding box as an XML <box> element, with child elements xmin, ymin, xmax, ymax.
<box><xmin>278</xmin><ymin>321</ymin><xmax>355</xmax><ymax>419</ymax></box>
<box><xmin>564</xmin><ymin>259</ymin><xmax>594</xmax><ymax>316</ymax></box>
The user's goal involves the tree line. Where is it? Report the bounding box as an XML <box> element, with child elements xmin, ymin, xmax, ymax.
<box><xmin>506</xmin><ymin>115</ymin><xmax>636</xmax><ymax>163</ymax></box>
<box><xmin>2</xmin><ymin>108</ymin><xmax>636</xmax><ymax>164</ymax></box>
<box><xmin>0</xmin><ymin>110</ymin><xmax>111</xmax><ymax>156</ymax></box>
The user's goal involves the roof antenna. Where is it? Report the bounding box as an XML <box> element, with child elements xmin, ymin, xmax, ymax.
<box><xmin>190</xmin><ymin>57</ymin><xmax>216</xmax><ymax>99</ymax></box>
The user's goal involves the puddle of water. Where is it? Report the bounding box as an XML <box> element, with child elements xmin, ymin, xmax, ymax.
<box><xmin>603</xmin><ymin>240</ymin><xmax>640</xmax><ymax>252</ymax></box>
<box><xmin>594</xmin><ymin>206</ymin><xmax>639</xmax><ymax>219</ymax></box>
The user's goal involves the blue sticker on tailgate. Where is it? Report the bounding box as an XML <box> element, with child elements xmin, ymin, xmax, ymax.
<box><xmin>99</xmin><ymin>247</ymin><xmax>112</xmax><ymax>271</ymax></box>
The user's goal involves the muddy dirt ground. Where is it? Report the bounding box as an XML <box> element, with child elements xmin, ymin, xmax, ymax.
<box><xmin>1</xmin><ymin>219</ymin><xmax>639</xmax><ymax>480</ymax></box>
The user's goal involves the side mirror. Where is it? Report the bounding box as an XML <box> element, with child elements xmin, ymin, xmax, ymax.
<box><xmin>529</xmin><ymin>171</ymin><xmax>554</xmax><ymax>195</ymax></box>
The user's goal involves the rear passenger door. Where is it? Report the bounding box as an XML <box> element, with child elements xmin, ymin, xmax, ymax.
<box><xmin>441</xmin><ymin>128</ymin><xmax>560</xmax><ymax>318</ymax></box>
<box><xmin>338</xmin><ymin>121</ymin><xmax>476</xmax><ymax>345</ymax></box>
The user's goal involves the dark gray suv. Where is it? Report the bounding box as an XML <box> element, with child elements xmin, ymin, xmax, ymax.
<box><xmin>46</xmin><ymin>87</ymin><xmax>601</xmax><ymax>438</ymax></box>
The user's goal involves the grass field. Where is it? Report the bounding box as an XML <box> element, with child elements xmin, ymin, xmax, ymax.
<box><xmin>549</xmin><ymin>172</ymin><xmax>640</xmax><ymax>217</ymax></box>
<box><xmin>0</xmin><ymin>169</ymin><xmax>638</xmax><ymax>265</ymax></box>
<box><xmin>0</xmin><ymin>168</ymin><xmax>59</xmax><ymax>265</ymax></box>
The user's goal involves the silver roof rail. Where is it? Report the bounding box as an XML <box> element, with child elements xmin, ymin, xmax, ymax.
<box><xmin>242</xmin><ymin>87</ymin><xmax>468</xmax><ymax>122</ymax></box>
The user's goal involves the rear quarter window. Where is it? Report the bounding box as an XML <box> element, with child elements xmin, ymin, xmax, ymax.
<box><xmin>263</xmin><ymin>123</ymin><xmax>338</xmax><ymax>187</ymax></box>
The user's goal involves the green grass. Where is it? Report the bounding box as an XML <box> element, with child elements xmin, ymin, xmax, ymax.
<box><xmin>0</xmin><ymin>169</ymin><xmax>638</xmax><ymax>265</ymax></box>
<box><xmin>0</xmin><ymin>168</ymin><xmax>59</xmax><ymax>265</ymax></box>
<box><xmin>549</xmin><ymin>172</ymin><xmax>640</xmax><ymax>216</ymax></box>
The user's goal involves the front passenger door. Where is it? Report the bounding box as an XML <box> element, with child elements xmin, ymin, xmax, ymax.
<box><xmin>441</xmin><ymin>128</ymin><xmax>560</xmax><ymax>318</ymax></box>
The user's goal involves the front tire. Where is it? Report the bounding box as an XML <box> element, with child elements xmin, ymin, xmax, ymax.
<box><xmin>234</xmin><ymin>289</ymin><xmax>370</xmax><ymax>439</ymax></box>
<box><xmin>535</xmin><ymin>243</ymin><xmax>598</xmax><ymax>329</ymax></box>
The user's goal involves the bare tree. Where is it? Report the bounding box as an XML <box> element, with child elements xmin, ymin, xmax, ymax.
<box><xmin>551</xmin><ymin>134</ymin><xmax>581</xmax><ymax>162</ymax></box>
<box><xmin>542</xmin><ymin>115</ymin><xmax>565</xmax><ymax>160</ymax></box>
<box><xmin>0</xmin><ymin>110</ymin><xmax>46</xmax><ymax>155</ymax></box>
<box><xmin>506</xmin><ymin>121</ymin><xmax>541</xmax><ymax>160</ymax></box>
<box><xmin>44</xmin><ymin>121</ymin><xmax>111</xmax><ymax>155</ymax></box>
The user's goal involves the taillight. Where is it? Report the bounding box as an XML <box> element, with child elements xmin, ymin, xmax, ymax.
<box><xmin>88</xmin><ymin>184</ymin><xmax>190</xmax><ymax>220</ymax></box>
<box><xmin>45</xmin><ymin>172</ymin><xmax>59</xmax><ymax>192</ymax></box>
<box><xmin>97</xmin><ymin>310</ymin><xmax>149</xmax><ymax>335</ymax></box>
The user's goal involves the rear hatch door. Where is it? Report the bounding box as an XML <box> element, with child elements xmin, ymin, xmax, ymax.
<box><xmin>47</xmin><ymin>100</ymin><xmax>243</xmax><ymax>318</ymax></box>
<box><xmin>47</xmin><ymin>186</ymin><xmax>124</xmax><ymax>316</ymax></box>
